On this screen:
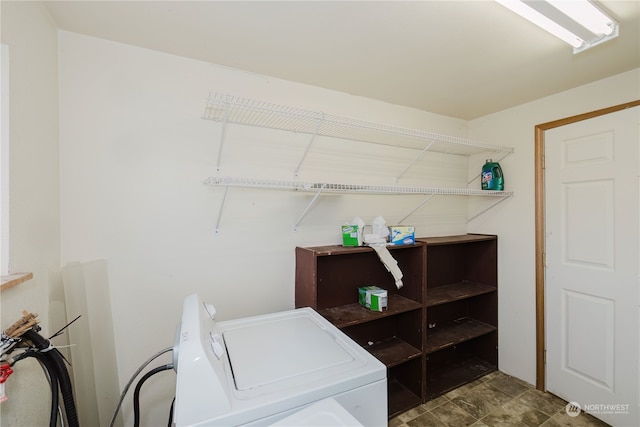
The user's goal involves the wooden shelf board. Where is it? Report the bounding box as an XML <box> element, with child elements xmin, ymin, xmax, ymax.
<box><xmin>427</xmin><ymin>281</ymin><xmax>496</xmax><ymax>307</ymax></box>
<box><xmin>318</xmin><ymin>294</ymin><xmax>422</xmax><ymax>328</ymax></box>
<box><xmin>418</xmin><ymin>234</ymin><xmax>496</xmax><ymax>246</ymax></box>
<box><xmin>426</xmin><ymin>317</ymin><xmax>496</xmax><ymax>354</ymax></box>
<box><xmin>365</xmin><ymin>337</ymin><xmax>422</xmax><ymax>368</ymax></box>
<box><xmin>302</xmin><ymin>242</ymin><xmax>423</xmax><ymax>257</ymax></box>
<box><xmin>1</xmin><ymin>273</ymin><xmax>33</xmax><ymax>292</ymax></box>
<box><xmin>426</xmin><ymin>355</ymin><xmax>496</xmax><ymax>401</ymax></box>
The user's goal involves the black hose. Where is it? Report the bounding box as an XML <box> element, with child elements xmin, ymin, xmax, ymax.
<box><xmin>46</xmin><ymin>349</ymin><xmax>79</xmax><ymax>427</ymax></box>
<box><xmin>109</xmin><ymin>347</ymin><xmax>173</xmax><ymax>427</ymax></box>
<box><xmin>22</xmin><ymin>330</ymin><xmax>79</xmax><ymax>427</ymax></box>
<box><xmin>16</xmin><ymin>351</ymin><xmax>60</xmax><ymax>427</ymax></box>
<box><xmin>133</xmin><ymin>364</ymin><xmax>174</xmax><ymax>427</ymax></box>
<box><xmin>168</xmin><ymin>397</ymin><xmax>175</xmax><ymax>427</ymax></box>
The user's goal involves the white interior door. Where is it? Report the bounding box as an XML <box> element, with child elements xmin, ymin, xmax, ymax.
<box><xmin>545</xmin><ymin>106</ymin><xmax>639</xmax><ymax>426</ymax></box>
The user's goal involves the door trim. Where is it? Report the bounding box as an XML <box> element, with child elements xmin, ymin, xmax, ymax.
<box><xmin>534</xmin><ymin>99</ymin><xmax>640</xmax><ymax>391</ymax></box>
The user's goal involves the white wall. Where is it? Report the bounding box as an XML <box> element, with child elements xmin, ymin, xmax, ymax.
<box><xmin>0</xmin><ymin>1</ymin><xmax>62</xmax><ymax>426</ymax></box>
<box><xmin>468</xmin><ymin>68</ymin><xmax>640</xmax><ymax>386</ymax></box>
<box><xmin>58</xmin><ymin>32</ymin><xmax>473</xmax><ymax>425</ymax></box>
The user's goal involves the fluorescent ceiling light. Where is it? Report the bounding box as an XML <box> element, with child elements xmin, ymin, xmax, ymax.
<box><xmin>496</xmin><ymin>0</ymin><xmax>619</xmax><ymax>53</ymax></box>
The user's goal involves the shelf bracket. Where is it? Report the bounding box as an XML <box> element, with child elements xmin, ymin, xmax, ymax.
<box><xmin>216</xmin><ymin>102</ymin><xmax>230</xmax><ymax>173</ymax></box>
<box><xmin>293</xmin><ymin>184</ymin><xmax>326</xmax><ymax>231</ymax></box>
<box><xmin>214</xmin><ymin>185</ymin><xmax>230</xmax><ymax>234</ymax></box>
<box><xmin>398</xmin><ymin>193</ymin><xmax>436</xmax><ymax>224</ymax></box>
<box><xmin>396</xmin><ymin>139</ymin><xmax>436</xmax><ymax>182</ymax></box>
<box><xmin>294</xmin><ymin>115</ymin><xmax>324</xmax><ymax>178</ymax></box>
<box><xmin>467</xmin><ymin>194</ymin><xmax>511</xmax><ymax>223</ymax></box>
<box><xmin>467</xmin><ymin>151</ymin><xmax>513</xmax><ymax>185</ymax></box>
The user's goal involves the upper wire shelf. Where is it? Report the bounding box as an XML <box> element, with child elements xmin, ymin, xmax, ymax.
<box><xmin>202</xmin><ymin>93</ymin><xmax>514</xmax><ymax>157</ymax></box>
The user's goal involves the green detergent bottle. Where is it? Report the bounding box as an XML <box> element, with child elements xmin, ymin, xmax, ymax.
<box><xmin>481</xmin><ymin>159</ymin><xmax>504</xmax><ymax>191</ymax></box>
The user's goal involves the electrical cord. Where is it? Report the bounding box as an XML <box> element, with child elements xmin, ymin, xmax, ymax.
<box><xmin>4</xmin><ymin>314</ymin><xmax>175</xmax><ymax>427</ymax></box>
<box><xmin>22</xmin><ymin>330</ymin><xmax>79</xmax><ymax>427</ymax></box>
<box><xmin>168</xmin><ymin>397</ymin><xmax>175</xmax><ymax>427</ymax></box>
<box><xmin>109</xmin><ymin>347</ymin><xmax>173</xmax><ymax>427</ymax></box>
<box><xmin>2</xmin><ymin>311</ymin><xmax>78</xmax><ymax>427</ymax></box>
<box><xmin>133</xmin><ymin>364</ymin><xmax>174</xmax><ymax>427</ymax></box>
<box><xmin>16</xmin><ymin>351</ymin><xmax>60</xmax><ymax>427</ymax></box>
<box><xmin>47</xmin><ymin>348</ymin><xmax>78</xmax><ymax>427</ymax></box>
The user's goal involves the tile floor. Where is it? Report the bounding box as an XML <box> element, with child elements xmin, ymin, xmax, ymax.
<box><xmin>389</xmin><ymin>371</ymin><xmax>610</xmax><ymax>427</ymax></box>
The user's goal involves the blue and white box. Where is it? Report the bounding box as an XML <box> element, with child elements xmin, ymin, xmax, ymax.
<box><xmin>389</xmin><ymin>226</ymin><xmax>415</xmax><ymax>245</ymax></box>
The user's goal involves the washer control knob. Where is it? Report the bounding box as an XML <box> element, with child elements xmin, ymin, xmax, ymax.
<box><xmin>209</xmin><ymin>333</ymin><xmax>224</xmax><ymax>359</ymax></box>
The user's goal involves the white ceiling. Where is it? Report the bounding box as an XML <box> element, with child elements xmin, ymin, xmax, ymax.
<box><xmin>44</xmin><ymin>0</ymin><xmax>640</xmax><ymax>120</ymax></box>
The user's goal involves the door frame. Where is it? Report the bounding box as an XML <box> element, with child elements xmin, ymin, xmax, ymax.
<box><xmin>534</xmin><ymin>99</ymin><xmax>640</xmax><ymax>391</ymax></box>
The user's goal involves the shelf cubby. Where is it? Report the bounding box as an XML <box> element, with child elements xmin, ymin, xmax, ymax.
<box><xmin>418</xmin><ymin>234</ymin><xmax>498</xmax><ymax>401</ymax></box>
<box><xmin>425</xmin><ymin>336</ymin><xmax>498</xmax><ymax>400</ymax></box>
<box><xmin>388</xmin><ymin>358</ymin><xmax>423</xmax><ymax>418</ymax></box>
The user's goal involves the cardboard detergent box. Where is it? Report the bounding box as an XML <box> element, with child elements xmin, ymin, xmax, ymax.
<box><xmin>358</xmin><ymin>286</ymin><xmax>388</xmax><ymax>312</ymax></box>
<box><xmin>341</xmin><ymin>225</ymin><xmax>360</xmax><ymax>247</ymax></box>
<box><xmin>389</xmin><ymin>226</ymin><xmax>415</xmax><ymax>245</ymax></box>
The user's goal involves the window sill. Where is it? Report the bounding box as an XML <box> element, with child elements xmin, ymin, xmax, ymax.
<box><xmin>1</xmin><ymin>273</ymin><xmax>33</xmax><ymax>292</ymax></box>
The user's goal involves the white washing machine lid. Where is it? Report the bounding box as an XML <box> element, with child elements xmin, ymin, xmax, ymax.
<box><xmin>223</xmin><ymin>315</ymin><xmax>353</xmax><ymax>391</ymax></box>
<box><xmin>174</xmin><ymin>294</ymin><xmax>386</xmax><ymax>426</ymax></box>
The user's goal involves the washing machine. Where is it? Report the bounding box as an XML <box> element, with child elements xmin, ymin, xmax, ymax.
<box><xmin>173</xmin><ymin>294</ymin><xmax>387</xmax><ymax>427</ymax></box>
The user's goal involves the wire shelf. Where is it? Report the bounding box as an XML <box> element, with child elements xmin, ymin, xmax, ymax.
<box><xmin>203</xmin><ymin>177</ymin><xmax>513</xmax><ymax>197</ymax></box>
<box><xmin>202</xmin><ymin>93</ymin><xmax>514</xmax><ymax>156</ymax></box>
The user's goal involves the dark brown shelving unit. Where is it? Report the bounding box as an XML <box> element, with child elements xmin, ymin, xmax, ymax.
<box><xmin>295</xmin><ymin>234</ymin><xmax>499</xmax><ymax>417</ymax></box>
<box><xmin>295</xmin><ymin>243</ymin><xmax>426</xmax><ymax>419</ymax></box>
<box><xmin>418</xmin><ymin>234</ymin><xmax>498</xmax><ymax>401</ymax></box>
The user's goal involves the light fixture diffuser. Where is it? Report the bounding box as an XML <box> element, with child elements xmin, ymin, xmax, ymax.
<box><xmin>496</xmin><ymin>0</ymin><xmax>619</xmax><ymax>53</ymax></box>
